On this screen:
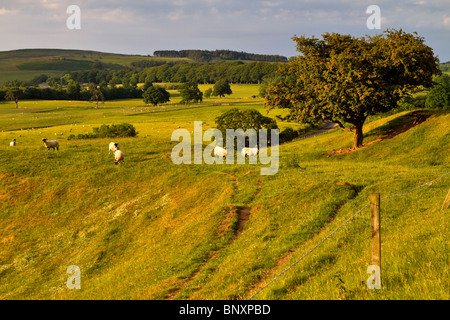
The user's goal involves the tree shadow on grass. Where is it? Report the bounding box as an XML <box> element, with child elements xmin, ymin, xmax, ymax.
<box><xmin>327</xmin><ymin>110</ymin><xmax>433</xmax><ymax>156</ymax></box>
<box><xmin>364</xmin><ymin>110</ymin><xmax>432</xmax><ymax>141</ymax></box>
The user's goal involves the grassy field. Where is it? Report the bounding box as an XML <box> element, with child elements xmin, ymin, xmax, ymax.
<box><xmin>0</xmin><ymin>84</ymin><xmax>449</xmax><ymax>300</ymax></box>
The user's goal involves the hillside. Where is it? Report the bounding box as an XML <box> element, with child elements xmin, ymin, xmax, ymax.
<box><xmin>0</xmin><ymin>49</ymin><xmax>191</xmax><ymax>85</ymax></box>
<box><xmin>0</xmin><ymin>48</ymin><xmax>285</xmax><ymax>85</ymax></box>
<box><xmin>439</xmin><ymin>61</ymin><xmax>450</xmax><ymax>74</ymax></box>
<box><xmin>0</xmin><ymin>85</ymin><xmax>448</xmax><ymax>300</ymax></box>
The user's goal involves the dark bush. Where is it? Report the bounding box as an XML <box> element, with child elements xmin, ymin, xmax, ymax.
<box><xmin>68</xmin><ymin>123</ymin><xmax>138</xmax><ymax>140</ymax></box>
<box><xmin>279</xmin><ymin>127</ymin><xmax>299</xmax><ymax>143</ymax></box>
<box><xmin>93</xmin><ymin>123</ymin><xmax>138</xmax><ymax>138</ymax></box>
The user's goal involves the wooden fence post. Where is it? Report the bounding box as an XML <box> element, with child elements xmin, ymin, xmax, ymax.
<box><xmin>370</xmin><ymin>193</ymin><xmax>381</xmax><ymax>287</ymax></box>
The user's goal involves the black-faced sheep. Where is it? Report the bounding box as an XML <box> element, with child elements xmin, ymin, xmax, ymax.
<box><xmin>42</xmin><ymin>138</ymin><xmax>59</xmax><ymax>151</ymax></box>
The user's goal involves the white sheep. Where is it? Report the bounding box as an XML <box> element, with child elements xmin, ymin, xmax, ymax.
<box><xmin>241</xmin><ymin>147</ymin><xmax>259</xmax><ymax>157</ymax></box>
<box><xmin>214</xmin><ymin>146</ymin><xmax>227</xmax><ymax>158</ymax></box>
<box><xmin>114</xmin><ymin>150</ymin><xmax>124</xmax><ymax>165</ymax></box>
<box><xmin>109</xmin><ymin>142</ymin><xmax>120</xmax><ymax>155</ymax></box>
<box><xmin>42</xmin><ymin>138</ymin><xmax>59</xmax><ymax>151</ymax></box>
<box><xmin>9</xmin><ymin>139</ymin><xmax>16</xmax><ymax>147</ymax></box>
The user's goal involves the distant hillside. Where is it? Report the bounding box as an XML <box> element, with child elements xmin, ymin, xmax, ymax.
<box><xmin>0</xmin><ymin>49</ymin><xmax>190</xmax><ymax>85</ymax></box>
<box><xmin>0</xmin><ymin>48</ymin><xmax>286</xmax><ymax>85</ymax></box>
<box><xmin>153</xmin><ymin>49</ymin><xmax>288</xmax><ymax>62</ymax></box>
<box><xmin>439</xmin><ymin>61</ymin><xmax>450</xmax><ymax>73</ymax></box>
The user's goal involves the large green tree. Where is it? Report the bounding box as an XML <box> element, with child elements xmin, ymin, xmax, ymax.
<box><xmin>265</xmin><ymin>29</ymin><xmax>440</xmax><ymax>149</ymax></box>
<box><xmin>143</xmin><ymin>86</ymin><xmax>170</xmax><ymax>106</ymax></box>
<box><xmin>213</xmin><ymin>79</ymin><xmax>232</xmax><ymax>98</ymax></box>
<box><xmin>178</xmin><ymin>81</ymin><xmax>203</xmax><ymax>104</ymax></box>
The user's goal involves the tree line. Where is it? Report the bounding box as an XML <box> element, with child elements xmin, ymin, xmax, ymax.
<box><xmin>140</xmin><ymin>61</ymin><xmax>278</xmax><ymax>84</ymax></box>
<box><xmin>153</xmin><ymin>49</ymin><xmax>288</xmax><ymax>62</ymax></box>
<box><xmin>3</xmin><ymin>60</ymin><xmax>280</xmax><ymax>91</ymax></box>
<box><xmin>0</xmin><ymin>81</ymin><xmax>142</xmax><ymax>104</ymax></box>
<box><xmin>0</xmin><ymin>77</ymin><xmax>237</xmax><ymax>108</ymax></box>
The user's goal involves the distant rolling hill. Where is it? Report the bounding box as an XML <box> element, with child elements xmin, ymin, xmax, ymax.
<box><xmin>0</xmin><ymin>48</ymin><xmax>286</xmax><ymax>85</ymax></box>
<box><xmin>0</xmin><ymin>48</ymin><xmax>191</xmax><ymax>85</ymax></box>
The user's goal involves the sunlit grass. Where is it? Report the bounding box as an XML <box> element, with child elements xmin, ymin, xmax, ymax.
<box><xmin>0</xmin><ymin>84</ymin><xmax>448</xmax><ymax>300</ymax></box>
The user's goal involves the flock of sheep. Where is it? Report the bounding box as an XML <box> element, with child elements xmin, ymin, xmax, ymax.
<box><xmin>9</xmin><ymin>138</ymin><xmax>124</xmax><ymax>165</ymax></box>
<box><xmin>9</xmin><ymin>137</ymin><xmax>257</xmax><ymax>164</ymax></box>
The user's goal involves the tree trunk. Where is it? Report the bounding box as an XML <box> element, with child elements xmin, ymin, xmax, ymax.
<box><xmin>15</xmin><ymin>99</ymin><xmax>18</xmax><ymax>109</ymax></box>
<box><xmin>353</xmin><ymin>123</ymin><xmax>364</xmax><ymax>149</ymax></box>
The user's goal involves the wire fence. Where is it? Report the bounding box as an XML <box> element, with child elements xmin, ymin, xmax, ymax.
<box><xmin>248</xmin><ymin>170</ymin><xmax>450</xmax><ymax>300</ymax></box>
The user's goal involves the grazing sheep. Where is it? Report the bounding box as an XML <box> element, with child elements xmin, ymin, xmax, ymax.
<box><xmin>241</xmin><ymin>147</ymin><xmax>259</xmax><ymax>157</ymax></box>
<box><xmin>42</xmin><ymin>138</ymin><xmax>59</xmax><ymax>151</ymax></box>
<box><xmin>214</xmin><ymin>146</ymin><xmax>227</xmax><ymax>158</ymax></box>
<box><xmin>10</xmin><ymin>139</ymin><xmax>16</xmax><ymax>147</ymax></box>
<box><xmin>109</xmin><ymin>142</ymin><xmax>120</xmax><ymax>155</ymax></box>
<box><xmin>114</xmin><ymin>150</ymin><xmax>124</xmax><ymax>165</ymax></box>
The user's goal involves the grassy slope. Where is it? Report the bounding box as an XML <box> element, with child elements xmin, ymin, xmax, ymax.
<box><xmin>0</xmin><ymin>85</ymin><xmax>448</xmax><ymax>300</ymax></box>
<box><xmin>0</xmin><ymin>49</ymin><xmax>190</xmax><ymax>85</ymax></box>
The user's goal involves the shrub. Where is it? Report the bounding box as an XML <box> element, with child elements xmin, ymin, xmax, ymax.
<box><xmin>68</xmin><ymin>123</ymin><xmax>138</xmax><ymax>140</ymax></box>
<box><xmin>279</xmin><ymin>127</ymin><xmax>299</xmax><ymax>143</ymax></box>
<box><xmin>93</xmin><ymin>123</ymin><xmax>138</xmax><ymax>138</ymax></box>
<box><xmin>425</xmin><ymin>84</ymin><xmax>449</xmax><ymax>110</ymax></box>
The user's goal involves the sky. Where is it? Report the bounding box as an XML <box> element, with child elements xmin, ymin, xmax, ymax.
<box><xmin>0</xmin><ymin>0</ymin><xmax>449</xmax><ymax>61</ymax></box>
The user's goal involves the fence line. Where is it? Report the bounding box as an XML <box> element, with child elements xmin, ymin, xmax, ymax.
<box><xmin>248</xmin><ymin>170</ymin><xmax>450</xmax><ymax>300</ymax></box>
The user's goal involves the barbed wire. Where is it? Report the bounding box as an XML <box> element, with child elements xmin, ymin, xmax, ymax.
<box><xmin>248</xmin><ymin>170</ymin><xmax>450</xmax><ymax>300</ymax></box>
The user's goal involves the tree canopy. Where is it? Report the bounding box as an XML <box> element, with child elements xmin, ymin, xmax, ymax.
<box><xmin>265</xmin><ymin>29</ymin><xmax>441</xmax><ymax>149</ymax></box>
<box><xmin>213</xmin><ymin>79</ymin><xmax>232</xmax><ymax>98</ymax></box>
<box><xmin>215</xmin><ymin>108</ymin><xmax>278</xmax><ymax>146</ymax></box>
<box><xmin>178</xmin><ymin>82</ymin><xmax>203</xmax><ymax>104</ymax></box>
<box><xmin>143</xmin><ymin>86</ymin><xmax>170</xmax><ymax>106</ymax></box>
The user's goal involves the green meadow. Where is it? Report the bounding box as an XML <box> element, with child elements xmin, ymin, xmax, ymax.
<box><xmin>0</xmin><ymin>84</ymin><xmax>449</xmax><ymax>300</ymax></box>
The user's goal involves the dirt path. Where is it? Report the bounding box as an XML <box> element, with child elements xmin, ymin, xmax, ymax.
<box><xmin>166</xmin><ymin>174</ymin><xmax>263</xmax><ymax>300</ymax></box>
<box><xmin>236</xmin><ymin>178</ymin><xmax>262</xmax><ymax>234</ymax></box>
